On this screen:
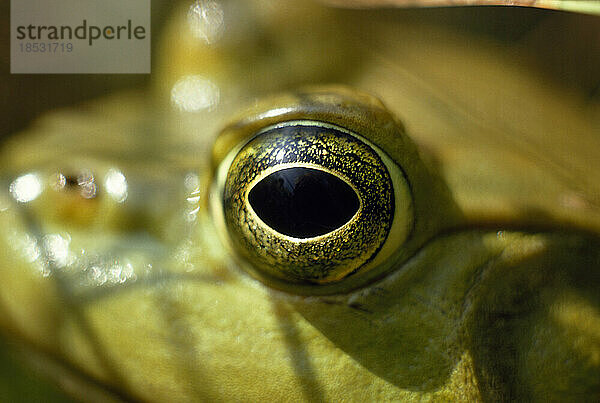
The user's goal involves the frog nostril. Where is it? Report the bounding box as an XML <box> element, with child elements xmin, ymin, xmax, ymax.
<box><xmin>248</xmin><ymin>167</ymin><xmax>360</xmax><ymax>239</ymax></box>
<box><xmin>52</xmin><ymin>171</ymin><xmax>99</xmax><ymax>200</ymax></box>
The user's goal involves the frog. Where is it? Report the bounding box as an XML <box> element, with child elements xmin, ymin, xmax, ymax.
<box><xmin>0</xmin><ymin>0</ymin><xmax>599</xmax><ymax>401</ymax></box>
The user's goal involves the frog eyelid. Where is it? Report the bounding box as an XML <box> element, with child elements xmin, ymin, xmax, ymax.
<box><xmin>210</xmin><ymin>87</ymin><xmax>462</xmax><ymax>295</ymax></box>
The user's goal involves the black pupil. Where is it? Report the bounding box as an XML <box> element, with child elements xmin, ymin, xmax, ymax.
<box><xmin>248</xmin><ymin>167</ymin><xmax>360</xmax><ymax>239</ymax></box>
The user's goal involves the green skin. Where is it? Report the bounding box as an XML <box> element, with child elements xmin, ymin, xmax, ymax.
<box><xmin>1</xmin><ymin>2</ymin><xmax>599</xmax><ymax>401</ymax></box>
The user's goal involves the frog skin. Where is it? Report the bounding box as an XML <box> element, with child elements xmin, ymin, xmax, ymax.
<box><xmin>0</xmin><ymin>1</ymin><xmax>599</xmax><ymax>401</ymax></box>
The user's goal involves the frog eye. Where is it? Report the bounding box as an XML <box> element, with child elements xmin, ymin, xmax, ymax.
<box><xmin>8</xmin><ymin>166</ymin><xmax>128</xmax><ymax>230</ymax></box>
<box><xmin>223</xmin><ymin>120</ymin><xmax>412</xmax><ymax>283</ymax></box>
<box><xmin>211</xmin><ymin>87</ymin><xmax>460</xmax><ymax>294</ymax></box>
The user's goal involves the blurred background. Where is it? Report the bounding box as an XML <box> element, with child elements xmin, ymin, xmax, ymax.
<box><xmin>1</xmin><ymin>1</ymin><xmax>598</xmax><ymax>145</ymax></box>
<box><xmin>0</xmin><ymin>0</ymin><xmax>173</xmax><ymax>143</ymax></box>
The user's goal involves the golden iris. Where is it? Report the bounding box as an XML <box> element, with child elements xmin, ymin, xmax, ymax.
<box><xmin>217</xmin><ymin>119</ymin><xmax>413</xmax><ymax>286</ymax></box>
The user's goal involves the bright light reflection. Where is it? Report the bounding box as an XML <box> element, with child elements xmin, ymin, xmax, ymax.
<box><xmin>185</xmin><ymin>172</ymin><xmax>201</xmax><ymax>204</ymax></box>
<box><xmin>85</xmin><ymin>261</ymin><xmax>137</xmax><ymax>287</ymax></box>
<box><xmin>43</xmin><ymin>233</ymin><xmax>71</xmax><ymax>268</ymax></box>
<box><xmin>187</xmin><ymin>0</ymin><xmax>224</xmax><ymax>44</ymax></box>
<box><xmin>77</xmin><ymin>171</ymin><xmax>97</xmax><ymax>199</ymax></box>
<box><xmin>184</xmin><ymin>172</ymin><xmax>200</xmax><ymax>192</ymax></box>
<box><xmin>257</xmin><ymin>107</ymin><xmax>295</xmax><ymax>120</ymax></box>
<box><xmin>50</xmin><ymin>173</ymin><xmax>66</xmax><ymax>191</ymax></box>
<box><xmin>89</xmin><ymin>266</ymin><xmax>108</xmax><ymax>286</ymax></box>
<box><xmin>9</xmin><ymin>232</ymin><xmax>49</xmax><ymax>276</ymax></box>
<box><xmin>171</xmin><ymin>75</ymin><xmax>220</xmax><ymax>112</ymax></box>
<box><xmin>104</xmin><ymin>169</ymin><xmax>128</xmax><ymax>203</ymax></box>
<box><xmin>117</xmin><ymin>262</ymin><xmax>136</xmax><ymax>283</ymax></box>
<box><xmin>21</xmin><ymin>234</ymin><xmax>41</xmax><ymax>263</ymax></box>
<box><xmin>275</xmin><ymin>149</ymin><xmax>286</xmax><ymax>162</ymax></box>
<box><xmin>186</xmin><ymin>205</ymin><xmax>201</xmax><ymax>223</ymax></box>
<box><xmin>10</xmin><ymin>173</ymin><xmax>43</xmax><ymax>203</ymax></box>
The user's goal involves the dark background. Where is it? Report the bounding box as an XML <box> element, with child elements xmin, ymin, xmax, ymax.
<box><xmin>0</xmin><ymin>0</ymin><xmax>174</xmax><ymax>143</ymax></box>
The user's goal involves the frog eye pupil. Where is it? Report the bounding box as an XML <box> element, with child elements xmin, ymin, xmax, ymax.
<box><xmin>248</xmin><ymin>167</ymin><xmax>359</xmax><ymax>239</ymax></box>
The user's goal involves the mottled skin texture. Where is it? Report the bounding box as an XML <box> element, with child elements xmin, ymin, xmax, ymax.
<box><xmin>0</xmin><ymin>1</ymin><xmax>599</xmax><ymax>401</ymax></box>
<box><xmin>223</xmin><ymin>123</ymin><xmax>396</xmax><ymax>283</ymax></box>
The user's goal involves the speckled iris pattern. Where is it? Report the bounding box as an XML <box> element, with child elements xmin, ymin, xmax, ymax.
<box><xmin>223</xmin><ymin>122</ymin><xmax>394</xmax><ymax>284</ymax></box>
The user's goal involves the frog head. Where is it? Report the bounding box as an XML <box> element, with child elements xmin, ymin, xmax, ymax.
<box><xmin>0</xmin><ymin>1</ymin><xmax>599</xmax><ymax>401</ymax></box>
